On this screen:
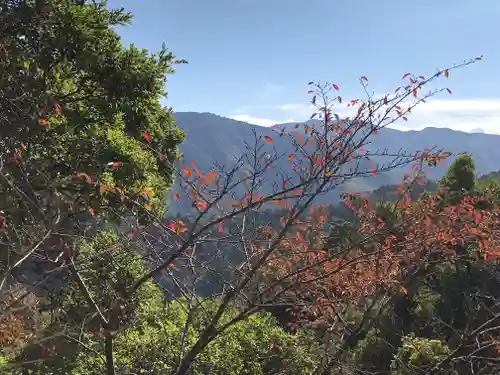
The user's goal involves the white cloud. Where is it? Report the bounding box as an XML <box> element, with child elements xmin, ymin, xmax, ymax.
<box><xmin>388</xmin><ymin>99</ymin><xmax>500</xmax><ymax>134</ymax></box>
<box><xmin>231</xmin><ymin>98</ymin><xmax>500</xmax><ymax>135</ymax></box>
<box><xmin>229</xmin><ymin>114</ymin><xmax>296</xmax><ymax>127</ymax></box>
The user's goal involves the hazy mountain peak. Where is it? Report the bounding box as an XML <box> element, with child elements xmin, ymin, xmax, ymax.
<box><xmin>171</xmin><ymin>112</ymin><xmax>500</xmax><ymax>213</ymax></box>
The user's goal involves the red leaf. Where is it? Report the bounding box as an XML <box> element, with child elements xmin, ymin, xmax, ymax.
<box><xmin>264</xmin><ymin>136</ymin><xmax>273</xmax><ymax>144</ymax></box>
<box><xmin>39</xmin><ymin>119</ymin><xmax>47</xmax><ymax>127</ymax></box>
<box><xmin>475</xmin><ymin>212</ymin><xmax>481</xmax><ymax>224</ymax></box>
<box><xmin>294</xmin><ymin>123</ymin><xmax>300</xmax><ymax>128</ymax></box>
<box><xmin>413</xmin><ymin>88</ymin><xmax>417</xmax><ymax>98</ymax></box>
<box><xmin>173</xmin><ymin>193</ymin><xmax>181</xmax><ymax>201</ymax></box>
<box><xmin>183</xmin><ymin>167</ymin><xmax>192</xmax><ymax>177</ymax></box>
<box><xmin>88</xmin><ymin>207</ymin><xmax>95</xmax><ymax>216</ymax></box>
<box><xmin>124</xmin><ymin>230</ymin><xmax>137</xmax><ymax>238</ymax></box>
<box><xmin>383</xmin><ymin>96</ymin><xmax>388</xmax><ymax>105</ymax></box>
<box><xmin>418</xmin><ymin>75</ymin><xmax>425</xmax><ymax>80</ymax></box>
<box><xmin>218</xmin><ymin>221</ymin><xmax>224</xmax><ymax>233</ymax></box>
<box><xmin>444</xmin><ymin>70</ymin><xmax>449</xmax><ymax>78</ymax></box>
<box><xmin>288</xmin><ymin>154</ymin><xmax>294</xmax><ymax>161</ymax></box>
<box><xmin>446</xmin><ymin>88</ymin><xmax>452</xmax><ymax>94</ymax></box>
<box><xmin>169</xmin><ymin>219</ymin><xmax>187</xmax><ymax>234</ymax></box>
<box><xmin>109</xmin><ymin>162</ymin><xmax>121</xmax><ymax>169</ymax></box>
<box><xmin>143</xmin><ymin>131</ymin><xmax>152</xmax><ymax>143</ymax></box>
<box><xmin>402</xmin><ymin>72</ymin><xmax>411</xmax><ymax>79</ymax></box>
<box><xmin>402</xmin><ymin>116</ymin><xmax>408</xmax><ymax>121</ymax></box>
<box><xmin>337</xmin><ymin>96</ymin><xmax>342</xmax><ymax>103</ymax></box>
<box><xmin>77</xmin><ymin>172</ymin><xmax>92</xmax><ymax>185</ymax></box>
<box><xmin>361</xmin><ymin>76</ymin><xmax>368</xmax><ymax>81</ymax></box>
<box><xmin>475</xmin><ymin>56</ymin><xmax>482</xmax><ymax>60</ymax></box>
<box><xmin>371</xmin><ymin>166</ymin><xmax>377</xmax><ymax>176</ymax></box>
<box><xmin>332</xmin><ymin>83</ymin><xmax>340</xmax><ymax>90</ymax></box>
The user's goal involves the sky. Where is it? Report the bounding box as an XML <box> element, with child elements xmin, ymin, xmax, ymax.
<box><xmin>107</xmin><ymin>0</ymin><xmax>500</xmax><ymax>134</ymax></box>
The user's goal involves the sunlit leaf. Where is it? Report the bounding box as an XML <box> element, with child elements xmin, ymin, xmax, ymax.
<box><xmin>142</xmin><ymin>188</ymin><xmax>154</xmax><ymax>198</ymax></box>
<box><xmin>77</xmin><ymin>172</ymin><xmax>92</xmax><ymax>185</ymax></box>
<box><xmin>264</xmin><ymin>136</ymin><xmax>273</xmax><ymax>144</ymax></box>
<box><xmin>143</xmin><ymin>131</ymin><xmax>152</xmax><ymax>143</ymax></box>
<box><xmin>169</xmin><ymin>219</ymin><xmax>188</xmax><ymax>234</ymax></box>
<box><xmin>108</xmin><ymin>161</ymin><xmax>121</xmax><ymax>169</ymax></box>
<box><xmin>183</xmin><ymin>167</ymin><xmax>192</xmax><ymax>177</ymax></box>
<box><xmin>124</xmin><ymin>230</ymin><xmax>137</xmax><ymax>239</ymax></box>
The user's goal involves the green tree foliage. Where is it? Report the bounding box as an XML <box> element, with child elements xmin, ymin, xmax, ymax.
<box><xmin>0</xmin><ymin>0</ymin><xmax>185</xmax><ymax>372</ymax></box>
<box><xmin>6</xmin><ymin>294</ymin><xmax>319</xmax><ymax>374</ymax></box>
<box><xmin>0</xmin><ymin>0</ymin><xmax>184</xmax><ymax>229</ymax></box>
<box><xmin>438</xmin><ymin>154</ymin><xmax>476</xmax><ymax>202</ymax></box>
<box><xmin>390</xmin><ymin>334</ymin><xmax>451</xmax><ymax>375</ymax></box>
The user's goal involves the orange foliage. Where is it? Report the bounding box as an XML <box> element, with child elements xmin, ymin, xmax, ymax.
<box><xmin>262</xmin><ymin>180</ymin><xmax>500</xmax><ymax>327</ymax></box>
<box><xmin>0</xmin><ymin>287</ymin><xmax>42</xmax><ymax>351</ymax></box>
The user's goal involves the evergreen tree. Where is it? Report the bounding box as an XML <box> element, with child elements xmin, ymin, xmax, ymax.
<box><xmin>437</xmin><ymin>154</ymin><xmax>475</xmax><ymax>203</ymax></box>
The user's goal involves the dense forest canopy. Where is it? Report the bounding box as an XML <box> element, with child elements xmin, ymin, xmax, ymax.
<box><xmin>1</xmin><ymin>1</ymin><xmax>499</xmax><ymax>375</ymax></box>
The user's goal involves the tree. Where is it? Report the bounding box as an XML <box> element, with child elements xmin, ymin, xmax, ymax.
<box><xmin>0</xmin><ymin>0</ymin><xmax>185</xmax><ymax>225</ymax></box>
<box><xmin>0</xmin><ymin>2</ymin><xmax>486</xmax><ymax>372</ymax></box>
<box><xmin>438</xmin><ymin>154</ymin><xmax>476</xmax><ymax>202</ymax></box>
<box><xmin>0</xmin><ymin>0</ymin><xmax>184</xmax><ymax>373</ymax></box>
<box><xmin>128</xmin><ymin>60</ymin><xmax>481</xmax><ymax>375</ymax></box>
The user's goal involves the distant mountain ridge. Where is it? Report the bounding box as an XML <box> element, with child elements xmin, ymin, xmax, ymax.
<box><xmin>169</xmin><ymin>112</ymin><xmax>500</xmax><ymax>212</ymax></box>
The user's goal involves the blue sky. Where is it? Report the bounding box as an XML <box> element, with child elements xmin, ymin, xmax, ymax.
<box><xmin>108</xmin><ymin>0</ymin><xmax>500</xmax><ymax>133</ymax></box>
